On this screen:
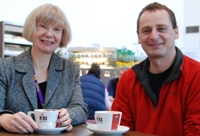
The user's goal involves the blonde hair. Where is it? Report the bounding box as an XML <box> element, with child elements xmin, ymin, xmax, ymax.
<box><xmin>23</xmin><ymin>4</ymin><xmax>71</xmax><ymax>48</ymax></box>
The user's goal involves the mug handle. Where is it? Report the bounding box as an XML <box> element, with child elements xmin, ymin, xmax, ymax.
<box><xmin>27</xmin><ymin>111</ymin><xmax>35</xmax><ymax>121</ymax></box>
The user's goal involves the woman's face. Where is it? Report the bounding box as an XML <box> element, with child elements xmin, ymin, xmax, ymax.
<box><xmin>32</xmin><ymin>21</ymin><xmax>63</xmax><ymax>54</ymax></box>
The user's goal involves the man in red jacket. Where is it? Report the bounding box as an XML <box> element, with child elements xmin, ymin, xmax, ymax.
<box><xmin>112</xmin><ymin>2</ymin><xmax>200</xmax><ymax>136</ymax></box>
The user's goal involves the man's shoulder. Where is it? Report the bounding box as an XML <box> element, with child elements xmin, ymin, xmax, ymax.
<box><xmin>120</xmin><ymin>68</ymin><xmax>136</xmax><ymax>81</ymax></box>
<box><xmin>183</xmin><ymin>55</ymin><xmax>200</xmax><ymax>71</ymax></box>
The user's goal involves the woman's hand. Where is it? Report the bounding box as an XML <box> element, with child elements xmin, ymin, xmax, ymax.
<box><xmin>0</xmin><ymin>112</ymin><xmax>38</xmax><ymax>133</ymax></box>
<box><xmin>57</xmin><ymin>108</ymin><xmax>73</xmax><ymax>131</ymax></box>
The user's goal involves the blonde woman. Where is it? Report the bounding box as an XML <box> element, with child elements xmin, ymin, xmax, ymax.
<box><xmin>0</xmin><ymin>4</ymin><xmax>88</xmax><ymax>133</ymax></box>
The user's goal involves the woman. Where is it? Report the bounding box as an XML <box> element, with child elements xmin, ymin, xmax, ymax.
<box><xmin>0</xmin><ymin>4</ymin><xmax>88</xmax><ymax>133</ymax></box>
<box><xmin>80</xmin><ymin>63</ymin><xmax>111</xmax><ymax>119</ymax></box>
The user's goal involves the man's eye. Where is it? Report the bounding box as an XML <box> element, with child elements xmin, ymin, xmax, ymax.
<box><xmin>158</xmin><ymin>27</ymin><xmax>167</xmax><ymax>31</ymax></box>
<box><xmin>142</xmin><ymin>29</ymin><xmax>150</xmax><ymax>33</ymax></box>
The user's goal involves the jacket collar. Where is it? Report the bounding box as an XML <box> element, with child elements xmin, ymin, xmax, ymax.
<box><xmin>132</xmin><ymin>46</ymin><xmax>183</xmax><ymax>108</ymax></box>
<box><xmin>15</xmin><ymin>48</ymin><xmax>63</xmax><ymax>73</ymax></box>
<box><xmin>14</xmin><ymin>48</ymin><xmax>64</xmax><ymax>109</ymax></box>
<box><xmin>133</xmin><ymin>46</ymin><xmax>183</xmax><ymax>83</ymax></box>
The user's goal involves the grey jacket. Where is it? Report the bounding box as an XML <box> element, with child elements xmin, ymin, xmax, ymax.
<box><xmin>0</xmin><ymin>49</ymin><xmax>88</xmax><ymax>125</ymax></box>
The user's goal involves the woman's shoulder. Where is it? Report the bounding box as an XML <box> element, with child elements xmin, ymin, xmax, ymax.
<box><xmin>0</xmin><ymin>57</ymin><xmax>16</xmax><ymax>76</ymax></box>
<box><xmin>63</xmin><ymin>58</ymin><xmax>78</xmax><ymax>66</ymax></box>
<box><xmin>62</xmin><ymin>58</ymin><xmax>79</xmax><ymax>69</ymax></box>
<box><xmin>51</xmin><ymin>53</ymin><xmax>80</xmax><ymax>70</ymax></box>
<box><xmin>0</xmin><ymin>57</ymin><xmax>15</xmax><ymax>67</ymax></box>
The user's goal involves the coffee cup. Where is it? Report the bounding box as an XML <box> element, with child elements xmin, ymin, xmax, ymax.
<box><xmin>28</xmin><ymin>109</ymin><xmax>60</xmax><ymax>129</ymax></box>
<box><xmin>94</xmin><ymin>111</ymin><xmax>122</xmax><ymax>130</ymax></box>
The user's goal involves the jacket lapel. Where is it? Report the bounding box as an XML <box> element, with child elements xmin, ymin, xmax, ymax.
<box><xmin>15</xmin><ymin>50</ymin><xmax>63</xmax><ymax>109</ymax></box>
<box><xmin>22</xmin><ymin>72</ymin><xmax>37</xmax><ymax>109</ymax></box>
<box><xmin>44</xmin><ymin>53</ymin><xmax>63</xmax><ymax>107</ymax></box>
<box><xmin>15</xmin><ymin>49</ymin><xmax>38</xmax><ymax>109</ymax></box>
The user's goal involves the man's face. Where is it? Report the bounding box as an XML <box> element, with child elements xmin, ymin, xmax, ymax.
<box><xmin>137</xmin><ymin>10</ymin><xmax>179</xmax><ymax>59</ymax></box>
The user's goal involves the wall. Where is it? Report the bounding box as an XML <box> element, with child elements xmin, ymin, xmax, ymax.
<box><xmin>180</xmin><ymin>0</ymin><xmax>200</xmax><ymax>61</ymax></box>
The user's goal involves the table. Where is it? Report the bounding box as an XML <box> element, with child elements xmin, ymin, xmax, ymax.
<box><xmin>0</xmin><ymin>123</ymin><xmax>156</xmax><ymax>136</ymax></box>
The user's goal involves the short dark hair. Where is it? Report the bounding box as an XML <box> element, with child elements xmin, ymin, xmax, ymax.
<box><xmin>136</xmin><ymin>2</ymin><xmax>177</xmax><ymax>34</ymax></box>
<box><xmin>87</xmin><ymin>63</ymin><xmax>101</xmax><ymax>79</ymax></box>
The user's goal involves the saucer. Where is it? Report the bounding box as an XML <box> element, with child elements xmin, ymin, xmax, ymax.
<box><xmin>87</xmin><ymin>124</ymin><xmax>129</xmax><ymax>136</ymax></box>
<box><xmin>36</xmin><ymin>126</ymin><xmax>67</xmax><ymax>134</ymax></box>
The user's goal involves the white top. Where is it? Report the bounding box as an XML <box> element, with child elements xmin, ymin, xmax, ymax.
<box><xmin>105</xmin><ymin>88</ymin><xmax>112</xmax><ymax>110</ymax></box>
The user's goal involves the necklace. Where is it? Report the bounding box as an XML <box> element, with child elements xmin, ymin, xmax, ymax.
<box><xmin>33</xmin><ymin>70</ymin><xmax>44</xmax><ymax>108</ymax></box>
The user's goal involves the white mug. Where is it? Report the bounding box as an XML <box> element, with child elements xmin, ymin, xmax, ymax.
<box><xmin>94</xmin><ymin>111</ymin><xmax>122</xmax><ymax>130</ymax></box>
<box><xmin>27</xmin><ymin>109</ymin><xmax>60</xmax><ymax>129</ymax></box>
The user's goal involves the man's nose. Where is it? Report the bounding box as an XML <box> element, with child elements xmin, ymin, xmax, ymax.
<box><xmin>149</xmin><ymin>29</ymin><xmax>159</xmax><ymax>40</ymax></box>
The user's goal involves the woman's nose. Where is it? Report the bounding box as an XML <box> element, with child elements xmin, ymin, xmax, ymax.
<box><xmin>44</xmin><ymin>29</ymin><xmax>53</xmax><ymax>37</ymax></box>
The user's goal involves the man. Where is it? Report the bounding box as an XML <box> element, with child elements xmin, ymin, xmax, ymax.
<box><xmin>112</xmin><ymin>2</ymin><xmax>200</xmax><ymax>136</ymax></box>
<box><xmin>107</xmin><ymin>67</ymin><xmax>128</xmax><ymax>100</ymax></box>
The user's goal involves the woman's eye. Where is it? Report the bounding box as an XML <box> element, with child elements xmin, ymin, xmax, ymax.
<box><xmin>55</xmin><ymin>29</ymin><xmax>60</xmax><ymax>31</ymax></box>
<box><xmin>55</xmin><ymin>28</ymin><xmax>62</xmax><ymax>32</ymax></box>
<box><xmin>41</xmin><ymin>25</ymin><xmax>46</xmax><ymax>29</ymax></box>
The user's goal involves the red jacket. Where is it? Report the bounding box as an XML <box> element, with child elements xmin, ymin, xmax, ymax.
<box><xmin>112</xmin><ymin>48</ymin><xmax>200</xmax><ymax>136</ymax></box>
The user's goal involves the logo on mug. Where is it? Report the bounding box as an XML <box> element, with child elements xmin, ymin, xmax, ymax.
<box><xmin>39</xmin><ymin>114</ymin><xmax>47</xmax><ymax>122</ymax></box>
<box><xmin>111</xmin><ymin>114</ymin><xmax>120</xmax><ymax>130</ymax></box>
<box><xmin>114</xmin><ymin>115</ymin><xmax>119</xmax><ymax>120</ymax></box>
<box><xmin>96</xmin><ymin>115</ymin><xmax>103</xmax><ymax>123</ymax></box>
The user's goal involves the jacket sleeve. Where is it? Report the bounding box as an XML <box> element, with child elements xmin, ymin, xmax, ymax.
<box><xmin>184</xmin><ymin>72</ymin><xmax>200</xmax><ymax>135</ymax></box>
<box><xmin>111</xmin><ymin>73</ymin><xmax>135</xmax><ymax>130</ymax></box>
<box><xmin>0</xmin><ymin>59</ymin><xmax>14</xmax><ymax>114</ymax></box>
<box><xmin>66</xmin><ymin>63</ymin><xmax>88</xmax><ymax>125</ymax></box>
<box><xmin>0</xmin><ymin>59</ymin><xmax>7</xmax><ymax>112</ymax></box>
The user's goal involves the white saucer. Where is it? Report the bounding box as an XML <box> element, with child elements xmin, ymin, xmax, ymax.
<box><xmin>36</xmin><ymin>127</ymin><xmax>67</xmax><ymax>134</ymax></box>
<box><xmin>87</xmin><ymin>124</ymin><xmax>129</xmax><ymax>136</ymax></box>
